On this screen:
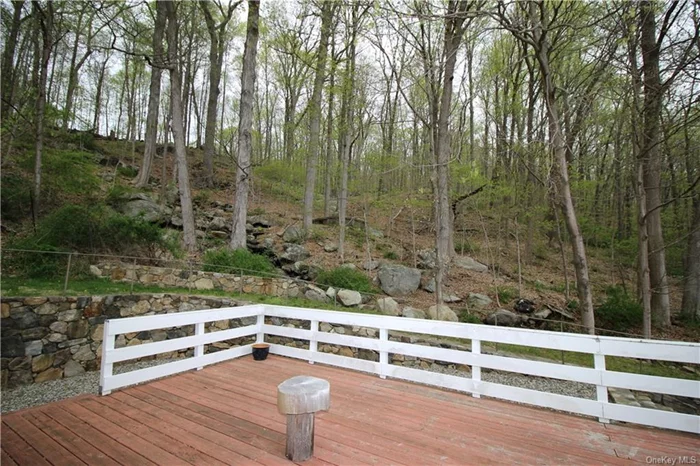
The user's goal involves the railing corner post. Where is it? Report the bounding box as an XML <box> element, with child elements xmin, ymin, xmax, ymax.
<box><xmin>99</xmin><ymin>320</ymin><xmax>114</xmax><ymax>396</ymax></box>
<box><xmin>379</xmin><ymin>327</ymin><xmax>389</xmax><ymax>379</ymax></box>
<box><xmin>471</xmin><ymin>338</ymin><xmax>481</xmax><ymax>398</ymax></box>
<box><xmin>594</xmin><ymin>351</ymin><xmax>609</xmax><ymax>423</ymax></box>
<box><xmin>195</xmin><ymin>322</ymin><xmax>205</xmax><ymax>370</ymax></box>
<box><xmin>309</xmin><ymin>320</ymin><xmax>319</xmax><ymax>364</ymax></box>
<box><xmin>256</xmin><ymin>312</ymin><xmax>265</xmax><ymax>344</ymax></box>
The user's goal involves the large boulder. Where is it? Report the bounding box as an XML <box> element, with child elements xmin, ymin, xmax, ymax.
<box><xmin>209</xmin><ymin>216</ymin><xmax>229</xmax><ymax>231</ymax></box>
<box><xmin>337</xmin><ymin>290</ymin><xmax>362</xmax><ymax>307</ymax></box>
<box><xmin>281</xmin><ymin>262</ymin><xmax>320</xmax><ymax>281</ymax></box>
<box><xmin>484</xmin><ymin>309</ymin><xmax>524</xmax><ymax>327</ymax></box>
<box><xmin>121</xmin><ymin>196</ymin><xmax>172</xmax><ymax>224</ymax></box>
<box><xmin>402</xmin><ymin>307</ymin><xmax>426</xmax><ymax>319</ymax></box>
<box><xmin>416</xmin><ymin>249</ymin><xmax>437</xmax><ymax>269</ymax></box>
<box><xmin>304</xmin><ymin>285</ymin><xmax>328</xmax><ymax>302</ymax></box>
<box><xmin>283</xmin><ymin>225</ymin><xmax>306</xmax><ymax>243</ymax></box>
<box><xmin>467</xmin><ymin>293</ymin><xmax>492</xmax><ymax>308</ymax></box>
<box><xmin>427</xmin><ymin>304</ymin><xmax>458</xmax><ymax>322</ymax></box>
<box><xmin>377</xmin><ymin>264</ymin><xmax>421</xmax><ymax>296</ymax></box>
<box><xmin>376</xmin><ymin>297</ymin><xmax>400</xmax><ymax>316</ymax></box>
<box><xmin>453</xmin><ymin>256</ymin><xmax>488</xmax><ymax>273</ymax></box>
<box><xmin>280</xmin><ymin>243</ymin><xmax>310</xmax><ymax>263</ymax></box>
<box><xmin>248</xmin><ymin>215</ymin><xmax>272</xmax><ymax>228</ymax></box>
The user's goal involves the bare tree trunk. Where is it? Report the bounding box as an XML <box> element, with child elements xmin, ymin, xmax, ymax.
<box><xmin>639</xmin><ymin>0</ymin><xmax>670</xmax><ymax>326</ymax></box>
<box><xmin>1</xmin><ymin>0</ymin><xmax>24</xmax><ymax>120</ymax></box>
<box><xmin>201</xmin><ymin>1</ymin><xmax>237</xmax><ymax>187</ymax></box>
<box><xmin>135</xmin><ymin>1</ymin><xmax>166</xmax><ymax>188</ymax></box>
<box><xmin>92</xmin><ymin>54</ymin><xmax>110</xmax><ymax>134</ymax></box>
<box><xmin>303</xmin><ymin>2</ymin><xmax>334</xmax><ymax>232</ymax></box>
<box><xmin>323</xmin><ymin>43</ymin><xmax>336</xmax><ymax>217</ymax></box>
<box><xmin>63</xmin><ymin>10</ymin><xmax>94</xmax><ymax>131</ymax></box>
<box><xmin>527</xmin><ymin>1</ymin><xmax>595</xmax><ymax>333</ymax></box>
<box><xmin>681</xmin><ymin>199</ymin><xmax>700</xmax><ymax>321</ymax></box>
<box><xmin>434</xmin><ymin>0</ymin><xmax>468</xmax><ymax>305</ymax></box>
<box><xmin>32</xmin><ymin>2</ymin><xmax>53</xmax><ymax>221</ymax></box>
<box><xmin>164</xmin><ymin>1</ymin><xmax>196</xmax><ymax>253</ymax></box>
<box><xmin>338</xmin><ymin>5</ymin><xmax>359</xmax><ymax>262</ymax></box>
<box><xmin>231</xmin><ymin>0</ymin><xmax>260</xmax><ymax>249</ymax></box>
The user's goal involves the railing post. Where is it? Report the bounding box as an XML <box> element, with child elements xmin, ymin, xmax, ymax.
<box><xmin>256</xmin><ymin>312</ymin><xmax>265</xmax><ymax>344</ymax></box>
<box><xmin>471</xmin><ymin>338</ymin><xmax>481</xmax><ymax>398</ymax></box>
<box><xmin>99</xmin><ymin>320</ymin><xmax>114</xmax><ymax>396</ymax></box>
<box><xmin>63</xmin><ymin>252</ymin><xmax>73</xmax><ymax>292</ymax></box>
<box><xmin>379</xmin><ymin>328</ymin><xmax>388</xmax><ymax>379</ymax></box>
<box><xmin>594</xmin><ymin>350</ymin><xmax>610</xmax><ymax>423</ymax></box>
<box><xmin>309</xmin><ymin>320</ymin><xmax>318</xmax><ymax>364</ymax></box>
<box><xmin>195</xmin><ymin>322</ymin><xmax>205</xmax><ymax>370</ymax></box>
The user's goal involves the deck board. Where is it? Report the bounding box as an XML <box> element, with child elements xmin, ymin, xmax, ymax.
<box><xmin>2</xmin><ymin>355</ymin><xmax>698</xmax><ymax>465</ymax></box>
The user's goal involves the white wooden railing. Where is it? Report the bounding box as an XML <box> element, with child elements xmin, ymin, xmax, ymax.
<box><xmin>100</xmin><ymin>304</ymin><xmax>700</xmax><ymax>434</ymax></box>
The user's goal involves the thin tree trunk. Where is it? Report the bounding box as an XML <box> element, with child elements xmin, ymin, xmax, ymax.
<box><xmin>1</xmin><ymin>0</ymin><xmax>24</xmax><ymax>120</ymax></box>
<box><xmin>323</xmin><ymin>44</ymin><xmax>336</xmax><ymax>217</ymax></box>
<box><xmin>303</xmin><ymin>2</ymin><xmax>334</xmax><ymax>232</ymax></box>
<box><xmin>164</xmin><ymin>1</ymin><xmax>196</xmax><ymax>253</ymax></box>
<box><xmin>135</xmin><ymin>1</ymin><xmax>166</xmax><ymax>188</ymax></box>
<box><xmin>33</xmin><ymin>2</ymin><xmax>53</xmax><ymax>221</ymax></box>
<box><xmin>338</xmin><ymin>5</ymin><xmax>359</xmax><ymax>262</ymax></box>
<box><xmin>434</xmin><ymin>0</ymin><xmax>467</xmax><ymax>305</ymax></box>
<box><xmin>681</xmin><ymin>199</ymin><xmax>700</xmax><ymax>321</ymax></box>
<box><xmin>231</xmin><ymin>0</ymin><xmax>260</xmax><ymax>249</ymax></box>
<box><xmin>639</xmin><ymin>0</ymin><xmax>670</xmax><ymax>325</ymax></box>
<box><xmin>92</xmin><ymin>55</ymin><xmax>109</xmax><ymax>134</ymax></box>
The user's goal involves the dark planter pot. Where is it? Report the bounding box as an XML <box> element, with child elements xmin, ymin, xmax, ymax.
<box><xmin>252</xmin><ymin>343</ymin><xmax>270</xmax><ymax>361</ymax></box>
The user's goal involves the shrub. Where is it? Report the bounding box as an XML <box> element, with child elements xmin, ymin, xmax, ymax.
<box><xmin>0</xmin><ymin>173</ymin><xmax>31</xmax><ymax>222</ymax></box>
<box><xmin>496</xmin><ymin>286</ymin><xmax>518</xmax><ymax>304</ymax></box>
<box><xmin>383</xmin><ymin>251</ymin><xmax>398</xmax><ymax>260</ymax></box>
<box><xmin>595</xmin><ymin>286</ymin><xmax>643</xmax><ymax>333</ymax></box>
<box><xmin>316</xmin><ymin>267</ymin><xmax>376</xmax><ymax>293</ymax></box>
<box><xmin>458</xmin><ymin>310</ymin><xmax>482</xmax><ymax>324</ymax></box>
<box><xmin>2</xmin><ymin>239</ymin><xmax>65</xmax><ymax>278</ymax></box>
<box><xmin>11</xmin><ymin>204</ymin><xmax>173</xmax><ymax>256</ymax></box>
<box><xmin>202</xmin><ymin>248</ymin><xmax>275</xmax><ymax>277</ymax></box>
<box><xmin>117</xmin><ymin>165</ymin><xmax>139</xmax><ymax>178</ymax></box>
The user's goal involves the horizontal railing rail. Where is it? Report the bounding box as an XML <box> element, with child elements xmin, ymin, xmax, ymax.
<box><xmin>99</xmin><ymin>305</ymin><xmax>264</xmax><ymax>394</ymax></box>
<box><xmin>100</xmin><ymin>303</ymin><xmax>700</xmax><ymax>434</ymax></box>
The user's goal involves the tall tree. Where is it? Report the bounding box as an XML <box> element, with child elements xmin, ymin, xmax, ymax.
<box><xmin>164</xmin><ymin>0</ymin><xmax>196</xmax><ymax>252</ymax></box>
<box><xmin>230</xmin><ymin>0</ymin><xmax>260</xmax><ymax>249</ymax></box>
<box><xmin>1</xmin><ymin>0</ymin><xmax>24</xmax><ymax>120</ymax></box>
<box><xmin>495</xmin><ymin>0</ymin><xmax>596</xmax><ymax>333</ymax></box>
<box><xmin>135</xmin><ymin>0</ymin><xmax>167</xmax><ymax>188</ymax></box>
<box><xmin>32</xmin><ymin>1</ymin><xmax>54</xmax><ymax>221</ymax></box>
<box><xmin>302</xmin><ymin>1</ymin><xmax>334</xmax><ymax>232</ymax></box>
<box><xmin>434</xmin><ymin>0</ymin><xmax>474</xmax><ymax>305</ymax></box>
<box><xmin>200</xmin><ymin>0</ymin><xmax>239</xmax><ymax>187</ymax></box>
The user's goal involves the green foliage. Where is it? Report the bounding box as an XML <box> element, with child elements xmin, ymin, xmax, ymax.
<box><xmin>249</xmin><ymin>207</ymin><xmax>266</xmax><ymax>216</ymax></box>
<box><xmin>595</xmin><ymin>286</ymin><xmax>643</xmax><ymax>333</ymax></box>
<box><xmin>4</xmin><ymin>205</ymin><xmax>173</xmax><ymax>278</ymax></box>
<box><xmin>316</xmin><ymin>267</ymin><xmax>376</xmax><ymax>293</ymax></box>
<box><xmin>20</xmin><ymin>149</ymin><xmax>100</xmax><ymax>203</ymax></box>
<box><xmin>455</xmin><ymin>239</ymin><xmax>479</xmax><ymax>254</ymax></box>
<box><xmin>308</xmin><ymin>228</ymin><xmax>325</xmax><ymax>242</ymax></box>
<box><xmin>193</xmin><ymin>190</ymin><xmax>212</xmax><ymax>206</ymax></box>
<box><xmin>496</xmin><ymin>286</ymin><xmax>518</xmax><ymax>304</ymax></box>
<box><xmin>105</xmin><ymin>185</ymin><xmax>138</xmax><ymax>206</ymax></box>
<box><xmin>255</xmin><ymin>161</ymin><xmax>305</xmax><ymax>200</ymax></box>
<box><xmin>0</xmin><ymin>173</ymin><xmax>31</xmax><ymax>222</ymax></box>
<box><xmin>117</xmin><ymin>165</ymin><xmax>139</xmax><ymax>178</ymax></box>
<box><xmin>202</xmin><ymin>248</ymin><xmax>275</xmax><ymax>277</ymax></box>
<box><xmin>458</xmin><ymin>309</ymin><xmax>482</xmax><ymax>324</ymax></box>
<box><xmin>383</xmin><ymin>250</ymin><xmax>398</xmax><ymax>260</ymax></box>
<box><xmin>2</xmin><ymin>240</ymin><xmax>66</xmax><ymax>278</ymax></box>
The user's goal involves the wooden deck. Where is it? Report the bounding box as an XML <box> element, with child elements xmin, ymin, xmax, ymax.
<box><xmin>2</xmin><ymin>355</ymin><xmax>698</xmax><ymax>465</ymax></box>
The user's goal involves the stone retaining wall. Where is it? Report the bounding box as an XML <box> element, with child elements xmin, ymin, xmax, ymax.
<box><xmin>1</xmin><ymin>294</ymin><xmax>252</xmax><ymax>389</ymax></box>
<box><xmin>1</xmin><ymin>293</ymin><xmax>470</xmax><ymax>390</ymax></box>
<box><xmin>91</xmin><ymin>262</ymin><xmax>302</xmax><ymax>298</ymax></box>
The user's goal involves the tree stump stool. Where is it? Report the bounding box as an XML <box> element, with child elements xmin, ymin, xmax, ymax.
<box><xmin>277</xmin><ymin>376</ymin><xmax>330</xmax><ymax>462</ymax></box>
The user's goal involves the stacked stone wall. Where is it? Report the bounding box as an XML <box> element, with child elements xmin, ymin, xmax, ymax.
<box><xmin>1</xmin><ymin>294</ymin><xmax>251</xmax><ymax>389</ymax></box>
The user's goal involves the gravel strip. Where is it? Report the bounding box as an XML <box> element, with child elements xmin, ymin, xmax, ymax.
<box><xmin>1</xmin><ymin>359</ymin><xmax>172</xmax><ymax>413</ymax></box>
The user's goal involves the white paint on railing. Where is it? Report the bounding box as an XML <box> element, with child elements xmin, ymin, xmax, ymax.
<box><xmin>99</xmin><ymin>303</ymin><xmax>700</xmax><ymax>434</ymax></box>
